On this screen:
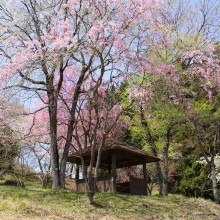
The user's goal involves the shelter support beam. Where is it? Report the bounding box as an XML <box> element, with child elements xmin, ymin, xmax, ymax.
<box><xmin>75</xmin><ymin>164</ymin><xmax>79</xmax><ymax>191</ymax></box>
<box><xmin>111</xmin><ymin>151</ymin><xmax>117</xmax><ymax>193</ymax></box>
<box><xmin>75</xmin><ymin>164</ymin><xmax>79</xmax><ymax>180</ymax></box>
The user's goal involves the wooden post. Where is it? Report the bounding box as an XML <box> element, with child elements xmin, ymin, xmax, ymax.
<box><xmin>75</xmin><ymin>164</ymin><xmax>79</xmax><ymax>191</ymax></box>
<box><xmin>143</xmin><ymin>162</ymin><xmax>147</xmax><ymax>195</ymax></box>
<box><xmin>111</xmin><ymin>151</ymin><xmax>117</xmax><ymax>193</ymax></box>
<box><xmin>75</xmin><ymin>164</ymin><xmax>79</xmax><ymax>180</ymax></box>
<box><xmin>108</xmin><ymin>162</ymin><xmax>111</xmax><ymax>174</ymax></box>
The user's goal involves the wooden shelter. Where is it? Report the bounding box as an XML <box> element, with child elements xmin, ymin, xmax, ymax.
<box><xmin>67</xmin><ymin>139</ymin><xmax>160</xmax><ymax>195</ymax></box>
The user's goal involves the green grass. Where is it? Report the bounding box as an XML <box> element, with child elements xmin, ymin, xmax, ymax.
<box><xmin>0</xmin><ymin>177</ymin><xmax>219</xmax><ymax>220</ymax></box>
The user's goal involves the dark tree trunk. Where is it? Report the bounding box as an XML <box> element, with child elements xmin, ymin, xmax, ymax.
<box><xmin>143</xmin><ymin>163</ymin><xmax>148</xmax><ymax>195</ymax></box>
<box><xmin>60</xmin><ymin>68</ymin><xmax>87</xmax><ymax>188</ymax></box>
<box><xmin>149</xmin><ymin>147</ymin><xmax>163</xmax><ymax>194</ymax></box>
<box><xmin>151</xmin><ymin>147</ymin><xmax>163</xmax><ymax>195</ymax></box>
<box><xmin>60</xmin><ymin>156</ymin><xmax>67</xmax><ymax>188</ymax></box>
<box><xmin>49</xmin><ymin>106</ymin><xmax>61</xmax><ymax>189</ymax></box>
<box><xmin>86</xmin><ymin>144</ymin><xmax>96</xmax><ymax>203</ymax></box>
<box><xmin>87</xmin><ymin>169</ymin><xmax>95</xmax><ymax>204</ymax></box>
<box><xmin>162</xmin><ymin>145</ymin><xmax>169</xmax><ymax>196</ymax></box>
<box><xmin>87</xmin><ymin>191</ymin><xmax>94</xmax><ymax>204</ymax></box>
<box><xmin>86</xmin><ymin>146</ymin><xmax>105</xmax><ymax>205</ymax></box>
<box><xmin>47</xmin><ymin>81</ymin><xmax>61</xmax><ymax>189</ymax></box>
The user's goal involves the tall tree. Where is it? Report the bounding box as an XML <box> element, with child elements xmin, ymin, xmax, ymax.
<box><xmin>180</xmin><ymin>44</ymin><xmax>220</xmax><ymax>203</ymax></box>
<box><xmin>0</xmin><ymin>0</ymin><xmax>168</xmax><ymax>189</ymax></box>
<box><xmin>72</xmin><ymin>82</ymin><xmax>127</xmax><ymax>204</ymax></box>
<box><xmin>0</xmin><ymin>125</ymin><xmax>19</xmax><ymax>176</ymax></box>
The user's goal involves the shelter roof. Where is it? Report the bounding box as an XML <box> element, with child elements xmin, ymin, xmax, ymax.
<box><xmin>67</xmin><ymin>139</ymin><xmax>160</xmax><ymax>168</ymax></box>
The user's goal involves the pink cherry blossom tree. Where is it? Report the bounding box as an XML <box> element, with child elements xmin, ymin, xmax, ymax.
<box><xmin>72</xmin><ymin>79</ymin><xmax>128</xmax><ymax>204</ymax></box>
<box><xmin>0</xmin><ymin>0</ymin><xmax>168</xmax><ymax>189</ymax></box>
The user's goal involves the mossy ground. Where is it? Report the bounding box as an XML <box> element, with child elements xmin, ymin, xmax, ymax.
<box><xmin>0</xmin><ymin>177</ymin><xmax>219</xmax><ymax>220</ymax></box>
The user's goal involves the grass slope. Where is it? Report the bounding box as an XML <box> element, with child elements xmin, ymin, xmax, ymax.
<box><xmin>0</xmin><ymin>179</ymin><xmax>219</xmax><ymax>220</ymax></box>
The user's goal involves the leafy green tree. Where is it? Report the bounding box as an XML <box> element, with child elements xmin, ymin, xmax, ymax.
<box><xmin>178</xmin><ymin>161</ymin><xmax>212</xmax><ymax>199</ymax></box>
<box><xmin>0</xmin><ymin>126</ymin><xmax>18</xmax><ymax>176</ymax></box>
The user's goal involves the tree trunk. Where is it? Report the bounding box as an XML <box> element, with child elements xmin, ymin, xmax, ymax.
<box><xmin>60</xmin><ymin>69</ymin><xmax>87</xmax><ymax>188</ymax></box>
<box><xmin>42</xmin><ymin>172</ymin><xmax>49</xmax><ymax>188</ymax></box>
<box><xmin>162</xmin><ymin>127</ymin><xmax>171</xmax><ymax>196</ymax></box>
<box><xmin>48</xmin><ymin>89</ymin><xmax>61</xmax><ymax>189</ymax></box>
<box><xmin>143</xmin><ymin>163</ymin><xmax>148</xmax><ymax>195</ymax></box>
<box><xmin>60</xmin><ymin>157</ymin><xmax>67</xmax><ymax>188</ymax></box>
<box><xmin>162</xmin><ymin>145</ymin><xmax>169</xmax><ymax>196</ymax></box>
<box><xmin>211</xmin><ymin>163</ymin><xmax>219</xmax><ymax>204</ymax></box>
<box><xmin>144</xmin><ymin>127</ymin><xmax>163</xmax><ymax>194</ymax></box>
<box><xmin>150</xmin><ymin>146</ymin><xmax>163</xmax><ymax>195</ymax></box>
<box><xmin>87</xmin><ymin>191</ymin><xmax>94</xmax><ymax>204</ymax></box>
<box><xmin>50</xmin><ymin>126</ymin><xmax>61</xmax><ymax>189</ymax></box>
<box><xmin>86</xmin><ymin>148</ymin><xmax>96</xmax><ymax>204</ymax></box>
<box><xmin>140</xmin><ymin>106</ymin><xmax>163</xmax><ymax>195</ymax></box>
<box><xmin>87</xmin><ymin>172</ymin><xmax>95</xmax><ymax>204</ymax></box>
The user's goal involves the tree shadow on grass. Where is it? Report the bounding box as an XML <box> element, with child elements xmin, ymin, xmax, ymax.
<box><xmin>110</xmin><ymin>193</ymin><xmax>174</xmax><ymax>215</ymax></box>
<box><xmin>91</xmin><ymin>202</ymin><xmax>106</xmax><ymax>208</ymax></box>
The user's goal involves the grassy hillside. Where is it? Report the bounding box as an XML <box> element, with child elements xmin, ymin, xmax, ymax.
<box><xmin>0</xmin><ymin>178</ymin><xmax>219</xmax><ymax>220</ymax></box>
